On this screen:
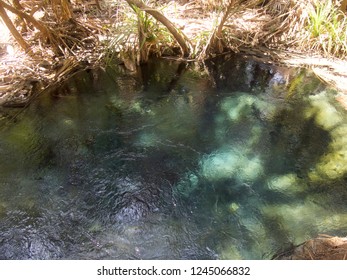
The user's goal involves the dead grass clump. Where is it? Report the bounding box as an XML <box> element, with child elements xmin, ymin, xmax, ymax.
<box><xmin>199</xmin><ymin>0</ymin><xmax>231</xmax><ymax>11</ymax></box>
<box><xmin>259</xmin><ymin>0</ymin><xmax>347</xmax><ymax>58</ymax></box>
<box><xmin>261</xmin><ymin>0</ymin><xmax>310</xmax><ymax>46</ymax></box>
<box><xmin>274</xmin><ymin>235</ymin><xmax>347</xmax><ymax>260</ymax></box>
<box><xmin>223</xmin><ymin>0</ymin><xmax>311</xmax><ymax>50</ymax></box>
<box><xmin>0</xmin><ymin>0</ymin><xmax>113</xmax><ymax>106</ymax></box>
<box><xmin>223</xmin><ymin>0</ymin><xmax>347</xmax><ymax>58</ymax></box>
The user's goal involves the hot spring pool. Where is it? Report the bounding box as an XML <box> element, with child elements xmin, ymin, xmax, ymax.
<box><xmin>0</xmin><ymin>54</ymin><xmax>347</xmax><ymax>259</ymax></box>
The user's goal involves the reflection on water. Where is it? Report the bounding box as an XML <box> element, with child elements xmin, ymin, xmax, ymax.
<box><xmin>1</xmin><ymin>54</ymin><xmax>347</xmax><ymax>259</ymax></box>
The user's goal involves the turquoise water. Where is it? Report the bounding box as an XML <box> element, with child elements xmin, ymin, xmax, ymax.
<box><xmin>1</xmin><ymin>55</ymin><xmax>347</xmax><ymax>259</ymax></box>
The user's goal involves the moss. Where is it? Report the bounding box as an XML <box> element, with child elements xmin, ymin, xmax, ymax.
<box><xmin>304</xmin><ymin>91</ymin><xmax>347</xmax><ymax>182</ymax></box>
<box><xmin>228</xmin><ymin>202</ymin><xmax>240</xmax><ymax>213</ymax></box>
<box><xmin>248</xmin><ymin>125</ymin><xmax>263</xmax><ymax>147</ymax></box>
<box><xmin>201</xmin><ymin>149</ymin><xmax>240</xmax><ymax>180</ymax></box>
<box><xmin>261</xmin><ymin>200</ymin><xmax>347</xmax><ymax>244</ymax></box>
<box><xmin>305</xmin><ymin>92</ymin><xmax>343</xmax><ymax>130</ymax></box>
<box><xmin>309</xmin><ymin>155</ymin><xmax>347</xmax><ymax>180</ymax></box>
<box><xmin>3</xmin><ymin>119</ymin><xmax>37</xmax><ymax>149</ymax></box>
<box><xmin>0</xmin><ymin>202</ymin><xmax>7</xmax><ymax>218</ymax></box>
<box><xmin>219</xmin><ymin>244</ymin><xmax>243</xmax><ymax>260</ymax></box>
<box><xmin>88</xmin><ymin>222</ymin><xmax>103</xmax><ymax>233</ymax></box>
<box><xmin>240</xmin><ymin>217</ymin><xmax>269</xmax><ymax>258</ymax></box>
<box><xmin>135</xmin><ymin>132</ymin><xmax>160</xmax><ymax>148</ymax></box>
<box><xmin>200</xmin><ymin>147</ymin><xmax>263</xmax><ymax>183</ymax></box>
<box><xmin>221</xmin><ymin>95</ymin><xmax>255</xmax><ymax>121</ymax></box>
<box><xmin>261</xmin><ymin>203</ymin><xmax>316</xmax><ymax>243</ymax></box>
<box><xmin>239</xmin><ymin>156</ymin><xmax>263</xmax><ymax>182</ymax></box>
<box><xmin>220</xmin><ymin>93</ymin><xmax>276</xmax><ymax>122</ymax></box>
<box><xmin>266</xmin><ymin>173</ymin><xmax>306</xmax><ymax>195</ymax></box>
<box><xmin>175</xmin><ymin>173</ymin><xmax>199</xmax><ymax>198</ymax></box>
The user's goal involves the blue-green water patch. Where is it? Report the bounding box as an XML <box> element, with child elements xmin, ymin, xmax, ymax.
<box><xmin>0</xmin><ymin>55</ymin><xmax>346</xmax><ymax>259</ymax></box>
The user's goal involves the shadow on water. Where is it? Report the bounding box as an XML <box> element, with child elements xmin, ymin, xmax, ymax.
<box><xmin>0</xmin><ymin>54</ymin><xmax>347</xmax><ymax>259</ymax></box>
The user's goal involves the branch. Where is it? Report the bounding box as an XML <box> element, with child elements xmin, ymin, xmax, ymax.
<box><xmin>0</xmin><ymin>2</ymin><xmax>30</xmax><ymax>52</ymax></box>
<box><xmin>0</xmin><ymin>0</ymin><xmax>50</xmax><ymax>37</ymax></box>
<box><xmin>125</xmin><ymin>0</ymin><xmax>192</xmax><ymax>57</ymax></box>
<box><xmin>202</xmin><ymin>0</ymin><xmax>235</xmax><ymax>56</ymax></box>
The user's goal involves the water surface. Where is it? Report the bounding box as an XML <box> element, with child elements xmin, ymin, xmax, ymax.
<box><xmin>1</xmin><ymin>54</ymin><xmax>347</xmax><ymax>259</ymax></box>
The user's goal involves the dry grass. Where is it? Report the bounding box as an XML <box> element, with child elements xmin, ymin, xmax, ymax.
<box><xmin>2</xmin><ymin>0</ymin><xmax>347</xmax><ymax>106</ymax></box>
<box><xmin>274</xmin><ymin>235</ymin><xmax>347</xmax><ymax>260</ymax></box>
<box><xmin>0</xmin><ymin>0</ymin><xmax>113</xmax><ymax>106</ymax></box>
<box><xmin>222</xmin><ymin>0</ymin><xmax>347</xmax><ymax>58</ymax></box>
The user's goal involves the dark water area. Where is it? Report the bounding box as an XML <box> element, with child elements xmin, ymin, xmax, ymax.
<box><xmin>1</xmin><ymin>54</ymin><xmax>347</xmax><ymax>259</ymax></box>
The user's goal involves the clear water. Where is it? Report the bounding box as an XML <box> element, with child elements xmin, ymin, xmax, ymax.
<box><xmin>1</xmin><ymin>54</ymin><xmax>347</xmax><ymax>260</ymax></box>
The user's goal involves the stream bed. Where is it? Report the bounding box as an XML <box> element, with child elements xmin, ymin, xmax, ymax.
<box><xmin>1</xmin><ymin>54</ymin><xmax>347</xmax><ymax>259</ymax></box>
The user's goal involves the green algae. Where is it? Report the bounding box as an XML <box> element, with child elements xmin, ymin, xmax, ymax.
<box><xmin>1</xmin><ymin>57</ymin><xmax>347</xmax><ymax>260</ymax></box>
<box><xmin>266</xmin><ymin>174</ymin><xmax>306</xmax><ymax>196</ymax></box>
<box><xmin>304</xmin><ymin>92</ymin><xmax>347</xmax><ymax>181</ymax></box>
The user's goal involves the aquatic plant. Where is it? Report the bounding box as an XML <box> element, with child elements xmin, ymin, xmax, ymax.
<box><xmin>304</xmin><ymin>91</ymin><xmax>347</xmax><ymax>181</ymax></box>
<box><xmin>266</xmin><ymin>174</ymin><xmax>306</xmax><ymax>196</ymax></box>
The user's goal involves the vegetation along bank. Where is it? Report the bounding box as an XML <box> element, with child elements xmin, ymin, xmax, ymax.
<box><xmin>1</xmin><ymin>0</ymin><xmax>347</xmax><ymax>106</ymax></box>
<box><xmin>1</xmin><ymin>0</ymin><xmax>347</xmax><ymax>259</ymax></box>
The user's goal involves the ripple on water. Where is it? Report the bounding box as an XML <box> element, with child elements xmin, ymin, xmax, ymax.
<box><xmin>1</xmin><ymin>56</ymin><xmax>347</xmax><ymax>260</ymax></box>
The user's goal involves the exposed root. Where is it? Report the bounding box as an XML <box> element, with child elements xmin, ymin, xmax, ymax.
<box><xmin>1</xmin><ymin>0</ymin><xmax>347</xmax><ymax>107</ymax></box>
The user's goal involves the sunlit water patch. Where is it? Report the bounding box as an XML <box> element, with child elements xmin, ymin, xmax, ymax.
<box><xmin>1</xmin><ymin>55</ymin><xmax>347</xmax><ymax>259</ymax></box>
